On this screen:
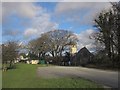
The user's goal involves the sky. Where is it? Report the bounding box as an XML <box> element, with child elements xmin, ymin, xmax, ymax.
<box><xmin>1</xmin><ymin>1</ymin><xmax>116</xmax><ymax>51</ymax></box>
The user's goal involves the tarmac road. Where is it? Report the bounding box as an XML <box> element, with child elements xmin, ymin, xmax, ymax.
<box><xmin>37</xmin><ymin>66</ymin><xmax>119</xmax><ymax>88</ymax></box>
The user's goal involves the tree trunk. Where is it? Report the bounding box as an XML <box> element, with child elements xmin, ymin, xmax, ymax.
<box><xmin>117</xmin><ymin>27</ymin><xmax>120</xmax><ymax>66</ymax></box>
<box><xmin>9</xmin><ymin>60</ymin><xmax>13</xmax><ymax>69</ymax></box>
<box><xmin>104</xmin><ymin>36</ymin><xmax>111</xmax><ymax>61</ymax></box>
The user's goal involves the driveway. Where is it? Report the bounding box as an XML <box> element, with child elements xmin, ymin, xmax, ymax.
<box><xmin>37</xmin><ymin>66</ymin><xmax>119</xmax><ymax>88</ymax></box>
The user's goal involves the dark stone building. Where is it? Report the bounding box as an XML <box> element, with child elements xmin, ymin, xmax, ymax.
<box><xmin>71</xmin><ymin>47</ymin><xmax>94</xmax><ymax>66</ymax></box>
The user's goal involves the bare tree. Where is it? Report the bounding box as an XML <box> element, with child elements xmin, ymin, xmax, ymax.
<box><xmin>28</xmin><ymin>30</ymin><xmax>78</xmax><ymax>59</ymax></box>
<box><xmin>2</xmin><ymin>41</ymin><xmax>19</xmax><ymax>70</ymax></box>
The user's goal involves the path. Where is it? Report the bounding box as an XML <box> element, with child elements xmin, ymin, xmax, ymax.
<box><xmin>37</xmin><ymin>66</ymin><xmax>119</xmax><ymax>88</ymax></box>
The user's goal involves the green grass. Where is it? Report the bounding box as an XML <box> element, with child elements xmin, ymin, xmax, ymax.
<box><xmin>2</xmin><ymin>63</ymin><xmax>103</xmax><ymax>88</ymax></box>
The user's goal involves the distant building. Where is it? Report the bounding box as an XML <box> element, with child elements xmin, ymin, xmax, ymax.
<box><xmin>31</xmin><ymin>60</ymin><xmax>39</xmax><ymax>64</ymax></box>
<box><xmin>19</xmin><ymin>55</ymin><xmax>28</xmax><ymax>61</ymax></box>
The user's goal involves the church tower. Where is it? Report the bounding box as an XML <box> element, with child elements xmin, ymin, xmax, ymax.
<box><xmin>70</xmin><ymin>45</ymin><xmax>77</xmax><ymax>55</ymax></box>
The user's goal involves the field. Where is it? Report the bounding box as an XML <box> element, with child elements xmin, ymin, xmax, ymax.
<box><xmin>2</xmin><ymin>63</ymin><xmax>102</xmax><ymax>88</ymax></box>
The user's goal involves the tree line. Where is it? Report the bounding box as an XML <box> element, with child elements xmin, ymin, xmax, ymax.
<box><xmin>91</xmin><ymin>2</ymin><xmax>120</xmax><ymax>68</ymax></box>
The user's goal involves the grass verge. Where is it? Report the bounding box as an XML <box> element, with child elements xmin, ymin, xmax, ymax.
<box><xmin>2</xmin><ymin>63</ymin><xmax>103</xmax><ymax>88</ymax></box>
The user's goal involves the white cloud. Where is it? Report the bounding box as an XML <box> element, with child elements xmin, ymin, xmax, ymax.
<box><xmin>2</xmin><ymin>2</ymin><xmax>58</xmax><ymax>39</ymax></box>
<box><xmin>23</xmin><ymin>4</ymin><xmax>58</xmax><ymax>39</ymax></box>
<box><xmin>55</xmin><ymin>2</ymin><xmax>111</xmax><ymax>13</ymax></box>
<box><xmin>2</xmin><ymin>2</ymin><xmax>41</xmax><ymax>21</ymax></box>
<box><xmin>76</xmin><ymin>29</ymin><xmax>96</xmax><ymax>52</ymax></box>
<box><xmin>54</xmin><ymin>2</ymin><xmax>112</xmax><ymax>25</ymax></box>
<box><xmin>0</xmin><ymin>2</ymin><xmax>2</xmax><ymax>24</ymax></box>
<box><xmin>32</xmin><ymin>13</ymin><xmax>58</xmax><ymax>31</ymax></box>
<box><xmin>24</xmin><ymin>28</ymin><xmax>38</xmax><ymax>38</ymax></box>
<box><xmin>2</xmin><ymin>0</ymin><xmax>119</xmax><ymax>2</ymax></box>
<box><xmin>24</xmin><ymin>18</ymin><xmax>58</xmax><ymax>38</ymax></box>
<box><xmin>2</xmin><ymin>0</ymin><xmax>36</xmax><ymax>2</ymax></box>
<box><xmin>2</xmin><ymin>2</ymin><xmax>41</xmax><ymax>38</ymax></box>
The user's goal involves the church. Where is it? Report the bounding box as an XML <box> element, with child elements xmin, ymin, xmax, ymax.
<box><xmin>70</xmin><ymin>46</ymin><xmax>94</xmax><ymax>66</ymax></box>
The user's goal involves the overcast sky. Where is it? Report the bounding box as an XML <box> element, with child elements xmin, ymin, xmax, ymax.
<box><xmin>1</xmin><ymin>1</ymin><xmax>116</xmax><ymax>51</ymax></box>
